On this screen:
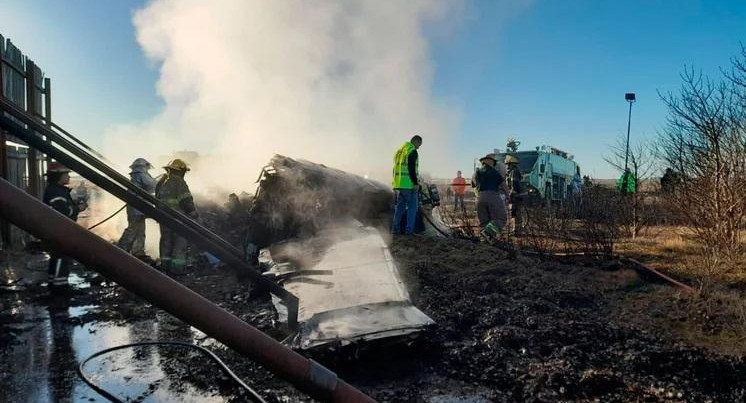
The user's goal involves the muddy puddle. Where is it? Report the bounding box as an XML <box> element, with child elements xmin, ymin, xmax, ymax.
<box><xmin>1</xmin><ymin>254</ymin><xmax>252</xmax><ymax>403</ymax></box>
<box><xmin>5</xmin><ymin>301</ymin><xmax>249</xmax><ymax>402</ymax></box>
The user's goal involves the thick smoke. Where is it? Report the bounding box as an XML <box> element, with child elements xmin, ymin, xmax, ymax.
<box><xmin>102</xmin><ymin>0</ymin><xmax>463</xmax><ymax>195</ymax></box>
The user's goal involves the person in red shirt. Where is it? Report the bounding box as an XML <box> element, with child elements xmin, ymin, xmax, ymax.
<box><xmin>451</xmin><ymin>170</ymin><xmax>467</xmax><ymax>210</ymax></box>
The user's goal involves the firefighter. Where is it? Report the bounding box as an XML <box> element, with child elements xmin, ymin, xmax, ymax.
<box><xmin>391</xmin><ymin>135</ymin><xmax>422</xmax><ymax>235</ymax></box>
<box><xmin>472</xmin><ymin>154</ymin><xmax>509</xmax><ymax>239</ymax></box>
<box><xmin>505</xmin><ymin>155</ymin><xmax>523</xmax><ymax>234</ymax></box>
<box><xmin>118</xmin><ymin>158</ymin><xmax>156</xmax><ymax>258</ymax></box>
<box><xmin>155</xmin><ymin>159</ymin><xmax>197</xmax><ymax>274</ymax></box>
<box><xmin>43</xmin><ymin>162</ymin><xmax>82</xmax><ymax>287</ymax></box>
<box><xmin>72</xmin><ymin>180</ymin><xmax>89</xmax><ymax>211</ymax></box>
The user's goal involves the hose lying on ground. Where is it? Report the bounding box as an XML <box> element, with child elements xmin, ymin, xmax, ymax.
<box><xmin>420</xmin><ymin>207</ymin><xmax>450</xmax><ymax>238</ymax></box>
<box><xmin>78</xmin><ymin>341</ymin><xmax>267</xmax><ymax>403</ymax></box>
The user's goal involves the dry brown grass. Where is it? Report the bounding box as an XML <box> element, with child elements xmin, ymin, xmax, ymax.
<box><xmin>617</xmin><ymin>225</ymin><xmax>746</xmax><ymax>286</ymax></box>
<box><xmin>613</xmin><ymin>225</ymin><xmax>746</xmax><ymax>356</ymax></box>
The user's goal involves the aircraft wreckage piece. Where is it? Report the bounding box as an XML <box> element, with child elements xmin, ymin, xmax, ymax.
<box><xmin>247</xmin><ymin>156</ymin><xmax>445</xmax><ymax>348</ymax></box>
<box><xmin>248</xmin><ymin>155</ymin><xmax>395</xmax><ymax>248</ymax></box>
<box><xmin>248</xmin><ymin>154</ymin><xmax>450</xmax><ymax>248</ymax></box>
<box><xmin>262</xmin><ymin>220</ymin><xmax>435</xmax><ymax>350</ymax></box>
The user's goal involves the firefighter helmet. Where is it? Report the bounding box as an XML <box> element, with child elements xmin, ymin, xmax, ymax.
<box><xmin>163</xmin><ymin>159</ymin><xmax>190</xmax><ymax>172</ymax></box>
<box><xmin>130</xmin><ymin>158</ymin><xmax>153</xmax><ymax>169</ymax></box>
<box><xmin>45</xmin><ymin>162</ymin><xmax>71</xmax><ymax>174</ymax></box>
<box><xmin>505</xmin><ymin>155</ymin><xmax>519</xmax><ymax>165</ymax></box>
<box><xmin>479</xmin><ymin>154</ymin><xmax>497</xmax><ymax>164</ymax></box>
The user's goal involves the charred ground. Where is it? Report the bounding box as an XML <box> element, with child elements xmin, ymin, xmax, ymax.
<box><xmin>2</xmin><ymin>235</ymin><xmax>746</xmax><ymax>402</ymax></box>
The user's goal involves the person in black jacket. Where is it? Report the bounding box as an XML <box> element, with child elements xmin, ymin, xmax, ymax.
<box><xmin>472</xmin><ymin>154</ymin><xmax>509</xmax><ymax>239</ymax></box>
<box><xmin>43</xmin><ymin>162</ymin><xmax>81</xmax><ymax>287</ymax></box>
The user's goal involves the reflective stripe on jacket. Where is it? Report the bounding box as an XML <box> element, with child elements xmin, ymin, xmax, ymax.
<box><xmin>155</xmin><ymin>174</ymin><xmax>194</xmax><ymax>213</ymax></box>
<box><xmin>507</xmin><ymin>167</ymin><xmax>522</xmax><ymax>193</ymax></box>
<box><xmin>43</xmin><ymin>183</ymin><xmax>79</xmax><ymax>221</ymax></box>
<box><xmin>392</xmin><ymin>142</ymin><xmax>418</xmax><ymax>189</ymax></box>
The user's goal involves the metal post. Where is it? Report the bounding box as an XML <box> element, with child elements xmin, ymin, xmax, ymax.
<box><xmin>25</xmin><ymin>60</ymin><xmax>39</xmax><ymax>197</ymax></box>
<box><xmin>43</xmin><ymin>77</ymin><xmax>51</xmax><ymax>177</ymax></box>
<box><xmin>43</xmin><ymin>77</ymin><xmax>51</xmax><ymax>125</ymax></box>
<box><xmin>0</xmin><ymin>177</ymin><xmax>378</xmax><ymax>403</ymax></box>
<box><xmin>0</xmin><ymin>54</ymin><xmax>8</xmax><ymax>246</ymax></box>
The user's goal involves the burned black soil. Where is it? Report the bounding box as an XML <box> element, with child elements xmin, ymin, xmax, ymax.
<box><xmin>3</xmin><ymin>235</ymin><xmax>746</xmax><ymax>402</ymax></box>
<box><xmin>383</xmin><ymin>236</ymin><xmax>746</xmax><ymax>402</ymax></box>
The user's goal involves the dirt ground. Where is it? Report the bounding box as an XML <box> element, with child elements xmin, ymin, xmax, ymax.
<box><xmin>3</xmin><ymin>233</ymin><xmax>746</xmax><ymax>402</ymax></box>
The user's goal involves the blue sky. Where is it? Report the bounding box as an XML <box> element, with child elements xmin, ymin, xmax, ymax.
<box><xmin>431</xmin><ymin>0</ymin><xmax>746</xmax><ymax>178</ymax></box>
<box><xmin>0</xmin><ymin>0</ymin><xmax>158</xmax><ymax>145</ymax></box>
<box><xmin>2</xmin><ymin>0</ymin><xmax>745</xmax><ymax>178</ymax></box>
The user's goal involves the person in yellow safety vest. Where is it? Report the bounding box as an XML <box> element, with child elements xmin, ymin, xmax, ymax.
<box><xmin>155</xmin><ymin>159</ymin><xmax>197</xmax><ymax>274</ymax></box>
<box><xmin>391</xmin><ymin>135</ymin><xmax>422</xmax><ymax>235</ymax></box>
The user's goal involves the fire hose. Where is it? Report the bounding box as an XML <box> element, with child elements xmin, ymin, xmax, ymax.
<box><xmin>78</xmin><ymin>341</ymin><xmax>267</xmax><ymax>403</ymax></box>
<box><xmin>87</xmin><ymin>204</ymin><xmax>127</xmax><ymax>231</ymax></box>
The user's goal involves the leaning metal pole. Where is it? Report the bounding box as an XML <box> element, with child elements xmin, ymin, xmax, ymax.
<box><xmin>0</xmin><ymin>177</ymin><xmax>377</xmax><ymax>403</ymax></box>
<box><xmin>0</xmin><ymin>103</ymin><xmax>299</xmax><ymax>329</ymax></box>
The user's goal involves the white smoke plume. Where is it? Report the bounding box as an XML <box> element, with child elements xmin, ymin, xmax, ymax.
<box><xmin>102</xmin><ymin>0</ymin><xmax>464</xmax><ymax>196</ymax></box>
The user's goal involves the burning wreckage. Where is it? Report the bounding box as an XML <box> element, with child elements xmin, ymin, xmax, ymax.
<box><xmin>236</xmin><ymin>155</ymin><xmax>448</xmax><ymax>350</ymax></box>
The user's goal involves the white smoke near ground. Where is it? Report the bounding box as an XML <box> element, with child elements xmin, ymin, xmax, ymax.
<box><xmin>93</xmin><ymin>0</ymin><xmax>470</xmax><ymax>251</ymax></box>
<box><xmin>81</xmin><ymin>186</ymin><xmax>161</xmax><ymax>257</ymax></box>
<box><xmin>92</xmin><ymin>0</ymin><xmax>537</xmax><ymax>253</ymax></box>
<box><xmin>102</xmin><ymin>0</ymin><xmax>466</xmax><ymax>198</ymax></box>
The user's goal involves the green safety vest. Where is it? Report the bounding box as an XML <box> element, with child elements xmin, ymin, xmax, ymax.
<box><xmin>616</xmin><ymin>171</ymin><xmax>637</xmax><ymax>194</ymax></box>
<box><xmin>392</xmin><ymin>142</ymin><xmax>418</xmax><ymax>189</ymax></box>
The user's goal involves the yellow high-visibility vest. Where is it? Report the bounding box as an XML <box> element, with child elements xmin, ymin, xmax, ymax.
<box><xmin>392</xmin><ymin>142</ymin><xmax>418</xmax><ymax>189</ymax></box>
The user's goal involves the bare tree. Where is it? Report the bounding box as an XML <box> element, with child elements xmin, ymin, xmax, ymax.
<box><xmin>603</xmin><ymin>136</ymin><xmax>658</xmax><ymax>238</ymax></box>
<box><xmin>658</xmin><ymin>63</ymin><xmax>746</xmax><ymax>258</ymax></box>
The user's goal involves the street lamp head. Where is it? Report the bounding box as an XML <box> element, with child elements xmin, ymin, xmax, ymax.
<box><xmin>625</xmin><ymin>93</ymin><xmax>636</xmax><ymax>102</ymax></box>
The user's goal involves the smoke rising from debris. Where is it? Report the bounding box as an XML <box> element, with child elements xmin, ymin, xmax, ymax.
<box><xmin>102</xmin><ymin>0</ymin><xmax>463</xmax><ymax>195</ymax></box>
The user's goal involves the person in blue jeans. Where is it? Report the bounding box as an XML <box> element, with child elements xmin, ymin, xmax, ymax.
<box><xmin>391</xmin><ymin>135</ymin><xmax>423</xmax><ymax>235</ymax></box>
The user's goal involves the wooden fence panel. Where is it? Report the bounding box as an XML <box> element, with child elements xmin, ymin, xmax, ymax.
<box><xmin>0</xmin><ymin>34</ymin><xmax>53</xmax><ymax>247</ymax></box>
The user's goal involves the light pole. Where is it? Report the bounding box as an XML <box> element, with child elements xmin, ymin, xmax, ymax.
<box><xmin>619</xmin><ymin>92</ymin><xmax>636</xmax><ymax>194</ymax></box>
<box><xmin>624</xmin><ymin>92</ymin><xmax>636</xmax><ymax>172</ymax></box>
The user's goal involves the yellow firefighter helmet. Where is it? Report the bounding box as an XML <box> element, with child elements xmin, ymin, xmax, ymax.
<box><xmin>163</xmin><ymin>159</ymin><xmax>190</xmax><ymax>172</ymax></box>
